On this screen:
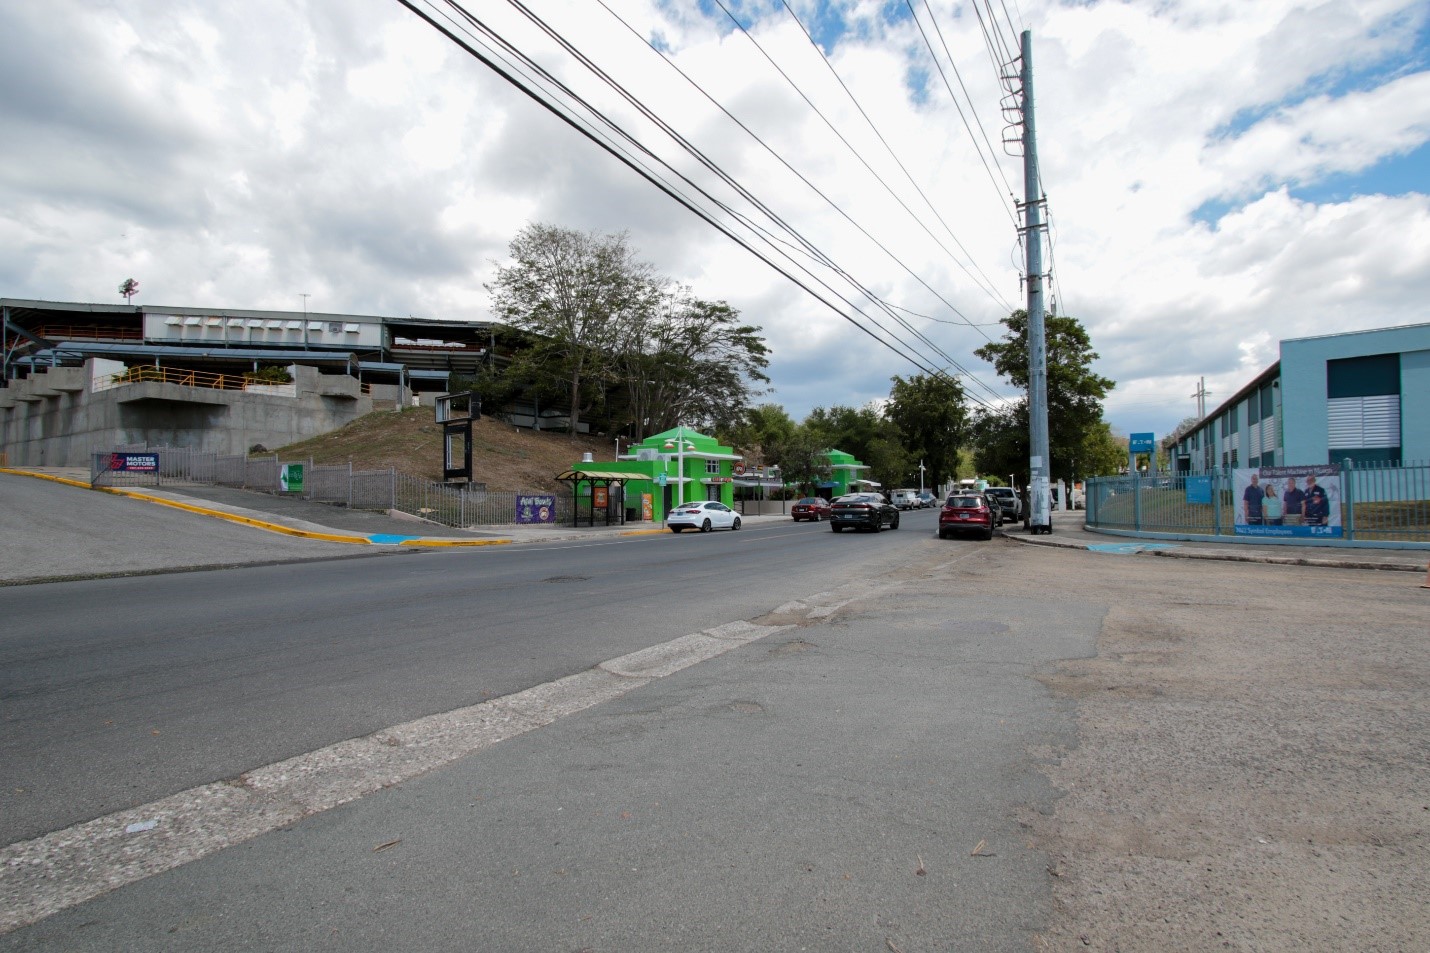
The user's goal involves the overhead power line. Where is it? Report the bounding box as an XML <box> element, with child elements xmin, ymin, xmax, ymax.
<box><xmin>397</xmin><ymin>0</ymin><xmax>1002</xmax><ymax>401</ymax></box>
<box><xmin>398</xmin><ymin>0</ymin><xmax>1015</xmax><ymax>405</ymax></box>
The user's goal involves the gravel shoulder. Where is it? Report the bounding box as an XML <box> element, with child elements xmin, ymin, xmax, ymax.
<box><xmin>1012</xmin><ymin>544</ymin><xmax>1428</xmax><ymax>952</ymax></box>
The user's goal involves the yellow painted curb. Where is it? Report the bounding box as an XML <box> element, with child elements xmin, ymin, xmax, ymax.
<box><xmin>100</xmin><ymin>488</ymin><xmax>374</xmax><ymax>544</ymax></box>
<box><xmin>0</xmin><ymin>468</ymin><xmax>91</xmax><ymax>490</ymax></box>
<box><xmin>1</xmin><ymin>468</ymin><xmax>370</xmax><ymax>545</ymax></box>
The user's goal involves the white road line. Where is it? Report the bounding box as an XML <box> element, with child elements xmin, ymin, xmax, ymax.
<box><xmin>0</xmin><ymin>618</ymin><xmax>797</xmax><ymax>934</ymax></box>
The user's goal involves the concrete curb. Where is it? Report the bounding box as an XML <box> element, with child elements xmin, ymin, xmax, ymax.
<box><xmin>0</xmin><ymin>467</ymin><xmax>512</xmax><ymax>548</ymax></box>
<box><xmin>1000</xmin><ymin>523</ymin><xmax>1426</xmax><ymax>573</ymax></box>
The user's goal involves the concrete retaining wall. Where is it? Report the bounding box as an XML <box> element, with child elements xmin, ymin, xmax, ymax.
<box><xmin>1</xmin><ymin>361</ymin><xmax>384</xmax><ymax>466</ymax></box>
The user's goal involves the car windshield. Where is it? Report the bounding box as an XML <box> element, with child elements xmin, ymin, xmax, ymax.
<box><xmin>796</xmin><ymin>498</ymin><xmax>820</xmax><ymax>505</ymax></box>
<box><xmin>948</xmin><ymin>496</ymin><xmax>982</xmax><ymax>507</ymax></box>
<box><xmin>987</xmin><ymin>488</ymin><xmax>1012</xmax><ymax>497</ymax></box>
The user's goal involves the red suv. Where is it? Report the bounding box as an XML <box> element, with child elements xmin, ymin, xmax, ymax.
<box><xmin>791</xmin><ymin>497</ymin><xmax>832</xmax><ymax>522</ymax></box>
<box><xmin>938</xmin><ymin>494</ymin><xmax>996</xmax><ymax>540</ymax></box>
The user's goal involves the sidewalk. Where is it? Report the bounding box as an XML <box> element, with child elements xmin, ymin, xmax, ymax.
<box><xmin>6</xmin><ymin>466</ymin><xmax>1424</xmax><ymax>573</ymax></box>
<box><xmin>1</xmin><ymin>466</ymin><xmax>787</xmax><ymax>547</ymax></box>
<box><xmin>1004</xmin><ymin>507</ymin><xmax>1428</xmax><ymax>573</ymax></box>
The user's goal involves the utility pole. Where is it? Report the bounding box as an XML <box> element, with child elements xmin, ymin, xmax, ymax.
<box><xmin>299</xmin><ymin>293</ymin><xmax>311</xmax><ymax>350</ymax></box>
<box><xmin>1020</xmin><ymin>30</ymin><xmax>1052</xmax><ymax>535</ymax></box>
<box><xmin>1192</xmin><ymin>376</ymin><xmax>1210</xmax><ymax>418</ymax></box>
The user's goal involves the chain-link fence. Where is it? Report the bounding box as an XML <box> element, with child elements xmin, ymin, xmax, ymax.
<box><xmin>90</xmin><ymin>446</ymin><xmax>573</xmax><ymax>527</ymax></box>
<box><xmin>1085</xmin><ymin>460</ymin><xmax>1429</xmax><ymax>544</ymax></box>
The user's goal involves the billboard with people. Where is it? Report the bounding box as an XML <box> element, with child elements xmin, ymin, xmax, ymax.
<box><xmin>1233</xmin><ymin>465</ymin><xmax>1340</xmax><ymax>538</ymax></box>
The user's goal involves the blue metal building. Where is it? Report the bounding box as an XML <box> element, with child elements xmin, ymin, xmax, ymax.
<box><xmin>1170</xmin><ymin>322</ymin><xmax>1430</xmax><ymax>471</ymax></box>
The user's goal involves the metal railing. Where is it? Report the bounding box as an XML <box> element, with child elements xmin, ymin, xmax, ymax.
<box><xmin>1085</xmin><ymin>460</ymin><xmax>1429</xmax><ymax>545</ymax></box>
<box><xmin>93</xmin><ymin>365</ymin><xmax>295</xmax><ymax>394</ymax></box>
<box><xmin>90</xmin><ymin>446</ymin><xmax>574</xmax><ymax>527</ymax></box>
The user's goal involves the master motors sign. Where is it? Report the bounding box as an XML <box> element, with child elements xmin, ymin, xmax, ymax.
<box><xmin>1233</xmin><ymin>465</ymin><xmax>1341</xmax><ymax>538</ymax></box>
<box><xmin>108</xmin><ymin>452</ymin><xmax>158</xmax><ymax>473</ymax></box>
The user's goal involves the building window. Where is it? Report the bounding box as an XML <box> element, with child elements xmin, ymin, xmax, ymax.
<box><xmin>705</xmin><ymin>459</ymin><xmax>720</xmax><ymax>475</ymax></box>
<box><xmin>1326</xmin><ymin>353</ymin><xmax>1401</xmax><ymax>465</ymax></box>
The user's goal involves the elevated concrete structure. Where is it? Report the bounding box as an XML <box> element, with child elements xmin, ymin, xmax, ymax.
<box><xmin>0</xmin><ymin>361</ymin><xmax>377</xmax><ymax>466</ymax></box>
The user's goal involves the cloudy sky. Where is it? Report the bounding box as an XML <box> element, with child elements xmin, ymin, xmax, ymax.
<box><xmin>4</xmin><ymin>0</ymin><xmax>1428</xmax><ymax>440</ymax></box>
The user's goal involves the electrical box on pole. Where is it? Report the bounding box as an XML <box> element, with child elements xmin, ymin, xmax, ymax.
<box><xmin>1019</xmin><ymin>29</ymin><xmax>1053</xmax><ymax>534</ymax></box>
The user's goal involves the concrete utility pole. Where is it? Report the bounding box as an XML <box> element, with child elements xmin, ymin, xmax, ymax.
<box><xmin>1020</xmin><ymin>30</ymin><xmax>1052</xmax><ymax>535</ymax></box>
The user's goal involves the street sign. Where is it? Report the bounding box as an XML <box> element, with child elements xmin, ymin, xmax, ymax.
<box><xmin>1129</xmin><ymin>432</ymin><xmax>1156</xmax><ymax>453</ymax></box>
<box><xmin>733</xmin><ymin>463</ymin><xmax>746</xmax><ymax>475</ymax></box>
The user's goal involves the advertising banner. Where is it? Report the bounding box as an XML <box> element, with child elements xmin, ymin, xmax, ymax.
<box><xmin>109</xmin><ymin>452</ymin><xmax>158</xmax><ymax>473</ymax></box>
<box><xmin>593</xmin><ymin>486</ymin><xmax>609</xmax><ymax>509</ymax></box>
<box><xmin>280</xmin><ymin>463</ymin><xmax>304</xmax><ymax>493</ymax></box>
<box><xmin>1233</xmin><ymin>465</ymin><xmax>1340</xmax><ymax>538</ymax></box>
<box><xmin>516</xmin><ymin>494</ymin><xmax>556</xmax><ymax>525</ymax></box>
<box><xmin>641</xmin><ymin>493</ymin><xmax>653</xmax><ymax>521</ymax></box>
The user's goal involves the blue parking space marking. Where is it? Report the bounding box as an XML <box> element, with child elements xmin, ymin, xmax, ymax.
<box><xmin>368</xmin><ymin>534</ymin><xmax>422</xmax><ymax>545</ymax></box>
<box><xmin>1087</xmin><ymin>543</ymin><xmax>1181</xmax><ymax>555</ymax></box>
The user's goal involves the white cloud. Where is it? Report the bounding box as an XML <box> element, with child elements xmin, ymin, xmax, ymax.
<box><xmin>2</xmin><ymin>0</ymin><xmax>1427</xmax><ymax>442</ymax></box>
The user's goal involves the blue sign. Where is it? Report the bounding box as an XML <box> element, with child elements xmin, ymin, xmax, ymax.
<box><xmin>1185</xmin><ymin>475</ymin><xmax>1212</xmax><ymax>504</ymax></box>
<box><xmin>1128</xmin><ymin>433</ymin><xmax>1156</xmax><ymax>453</ymax></box>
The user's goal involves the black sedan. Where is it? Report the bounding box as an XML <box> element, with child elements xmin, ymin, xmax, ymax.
<box><xmin>829</xmin><ymin>493</ymin><xmax>900</xmax><ymax>532</ymax></box>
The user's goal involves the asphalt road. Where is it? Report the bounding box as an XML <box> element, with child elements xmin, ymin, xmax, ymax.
<box><xmin>1</xmin><ymin>496</ymin><xmax>946</xmax><ymax>845</ymax></box>
<box><xmin>3</xmin><ymin>474</ymin><xmax>1424</xmax><ymax>951</ymax></box>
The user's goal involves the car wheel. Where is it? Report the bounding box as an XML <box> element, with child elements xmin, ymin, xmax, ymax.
<box><xmin>701</xmin><ymin>518</ymin><xmax>712</xmax><ymax>533</ymax></box>
<box><xmin>890</xmin><ymin>513</ymin><xmax>900</xmax><ymax>530</ymax></box>
<box><xmin>732</xmin><ymin>517</ymin><xmax>741</xmax><ymax>531</ymax></box>
<box><xmin>983</xmin><ymin>527</ymin><xmax>994</xmax><ymax>541</ymax></box>
<box><xmin>938</xmin><ymin>529</ymin><xmax>949</xmax><ymax>539</ymax></box>
<box><xmin>831</xmin><ymin>524</ymin><xmax>843</xmax><ymax>532</ymax></box>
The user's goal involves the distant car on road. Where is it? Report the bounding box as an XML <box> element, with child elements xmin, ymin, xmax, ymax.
<box><xmin>830</xmin><ymin>493</ymin><xmax>900</xmax><ymax>532</ymax></box>
<box><xmin>938</xmin><ymin>494</ymin><xmax>997</xmax><ymax>540</ymax></box>
<box><xmin>668</xmin><ymin>500</ymin><xmax>741</xmax><ymax>533</ymax></box>
<box><xmin>891</xmin><ymin>488</ymin><xmax>921</xmax><ymax>510</ymax></box>
<box><xmin>790</xmin><ymin>497</ymin><xmax>831</xmax><ymax>522</ymax></box>
<box><xmin>917</xmin><ymin>491</ymin><xmax>937</xmax><ymax>508</ymax></box>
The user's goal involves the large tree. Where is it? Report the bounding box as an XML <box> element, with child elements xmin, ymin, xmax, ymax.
<box><xmin>611</xmin><ymin>288</ymin><xmax>770</xmax><ymax>438</ymax></box>
<box><xmin>972</xmin><ymin>310</ymin><xmax>1115</xmax><ymax>485</ymax></box>
<box><xmin>763</xmin><ymin>425</ymin><xmax>832</xmax><ymax>497</ymax></box>
<box><xmin>885</xmin><ymin>373</ymin><xmax>967</xmax><ymax>491</ymax></box>
<box><xmin>805</xmin><ymin>403</ymin><xmax>911</xmax><ymax>492</ymax></box>
<box><xmin>487</xmin><ymin>225</ymin><xmax>656</xmax><ymax>437</ymax></box>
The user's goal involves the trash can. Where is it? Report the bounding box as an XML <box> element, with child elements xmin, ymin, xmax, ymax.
<box><xmin>625</xmin><ymin>507</ymin><xmax>639</xmax><ymax>522</ymax></box>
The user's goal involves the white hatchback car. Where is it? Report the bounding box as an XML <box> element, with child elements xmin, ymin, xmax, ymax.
<box><xmin>667</xmin><ymin>500</ymin><xmax>741</xmax><ymax>533</ymax></box>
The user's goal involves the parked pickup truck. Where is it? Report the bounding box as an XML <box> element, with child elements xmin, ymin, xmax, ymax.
<box><xmin>984</xmin><ymin>486</ymin><xmax>1022</xmax><ymax>522</ymax></box>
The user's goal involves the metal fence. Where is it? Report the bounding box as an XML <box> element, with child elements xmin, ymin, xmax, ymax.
<box><xmin>1085</xmin><ymin>460</ymin><xmax>1430</xmax><ymax>545</ymax></box>
<box><xmin>90</xmin><ymin>447</ymin><xmax>575</xmax><ymax>527</ymax></box>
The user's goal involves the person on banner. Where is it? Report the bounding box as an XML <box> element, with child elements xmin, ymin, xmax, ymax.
<box><xmin>1303</xmin><ymin>474</ymin><xmax>1330</xmax><ymax>525</ymax></box>
<box><xmin>1261</xmin><ymin>483</ymin><xmax>1283</xmax><ymax>526</ymax></box>
<box><xmin>1282</xmin><ymin>476</ymin><xmax>1306</xmax><ymax>526</ymax></box>
<box><xmin>1241</xmin><ymin>471</ymin><xmax>1264</xmax><ymax>525</ymax></box>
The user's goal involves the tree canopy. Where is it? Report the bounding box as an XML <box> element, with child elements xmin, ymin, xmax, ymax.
<box><xmin>885</xmin><ymin>373</ymin><xmax>967</xmax><ymax>491</ymax></box>
<box><xmin>484</xmin><ymin>224</ymin><xmax>768</xmax><ymax>438</ymax></box>
<box><xmin>971</xmin><ymin>310</ymin><xmax>1116</xmax><ymax>485</ymax></box>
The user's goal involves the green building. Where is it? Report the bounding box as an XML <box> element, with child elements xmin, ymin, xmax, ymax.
<box><xmin>567</xmin><ymin>427</ymin><xmax>743</xmax><ymax>521</ymax></box>
<box><xmin>819</xmin><ymin>448</ymin><xmax>876</xmax><ymax>498</ymax></box>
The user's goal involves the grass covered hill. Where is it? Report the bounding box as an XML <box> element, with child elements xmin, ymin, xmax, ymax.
<box><xmin>272</xmin><ymin>407</ymin><xmax>616</xmax><ymax>493</ymax></box>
